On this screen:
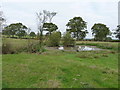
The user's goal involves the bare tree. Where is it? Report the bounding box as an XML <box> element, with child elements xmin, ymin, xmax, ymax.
<box><xmin>47</xmin><ymin>11</ymin><xmax>57</xmax><ymax>23</ymax></box>
<box><xmin>36</xmin><ymin>10</ymin><xmax>57</xmax><ymax>46</ymax></box>
<box><xmin>36</xmin><ymin>10</ymin><xmax>48</xmax><ymax>46</ymax></box>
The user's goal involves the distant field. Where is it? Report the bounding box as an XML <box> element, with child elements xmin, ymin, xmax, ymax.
<box><xmin>2</xmin><ymin>38</ymin><xmax>119</xmax><ymax>88</ymax></box>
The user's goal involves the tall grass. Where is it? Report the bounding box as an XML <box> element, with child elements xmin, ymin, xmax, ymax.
<box><xmin>2</xmin><ymin>38</ymin><xmax>46</xmax><ymax>54</ymax></box>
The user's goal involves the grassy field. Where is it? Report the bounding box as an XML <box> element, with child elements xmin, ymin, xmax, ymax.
<box><xmin>2</xmin><ymin>38</ymin><xmax>119</xmax><ymax>88</ymax></box>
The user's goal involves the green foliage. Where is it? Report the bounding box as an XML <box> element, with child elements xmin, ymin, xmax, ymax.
<box><xmin>66</xmin><ymin>17</ymin><xmax>88</xmax><ymax>40</ymax></box>
<box><xmin>25</xmin><ymin>43</ymin><xmax>46</xmax><ymax>53</ymax></box>
<box><xmin>62</xmin><ymin>32</ymin><xmax>75</xmax><ymax>47</ymax></box>
<box><xmin>43</xmin><ymin>23</ymin><xmax>58</xmax><ymax>35</ymax></box>
<box><xmin>47</xmin><ymin>31</ymin><xmax>61</xmax><ymax>47</ymax></box>
<box><xmin>114</xmin><ymin>25</ymin><xmax>120</xmax><ymax>40</ymax></box>
<box><xmin>105</xmin><ymin>37</ymin><xmax>112</xmax><ymax>41</ymax></box>
<box><xmin>91</xmin><ymin>23</ymin><xmax>111</xmax><ymax>41</ymax></box>
<box><xmin>16</xmin><ymin>30</ymin><xmax>26</xmax><ymax>38</ymax></box>
<box><xmin>30</xmin><ymin>32</ymin><xmax>36</xmax><ymax>38</ymax></box>
<box><xmin>3</xmin><ymin>23</ymin><xmax>28</xmax><ymax>38</ymax></box>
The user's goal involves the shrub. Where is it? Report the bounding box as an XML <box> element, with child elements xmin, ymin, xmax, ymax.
<box><xmin>47</xmin><ymin>31</ymin><xmax>61</xmax><ymax>47</ymax></box>
<box><xmin>105</xmin><ymin>37</ymin><xmax>112</xmax><ymax>41</ymax></box>
<box><xmin>62</xmin><ymin>32</ymin><xmax>75</xmax><ymax>47</ymax></box>
<box><xmin>23</xmin><ymin>42</ymin><xmax>46</xmax><ymax>53</ymax></box>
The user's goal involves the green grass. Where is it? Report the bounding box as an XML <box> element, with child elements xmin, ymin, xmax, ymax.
<box><xmin>2</xmin><ymin>38</ymin><xmax>119</xmax><ymax>88</ymax></box>
<box><xmin>3</xmin><ymin>50</ymin><xmax>118</xmax><ymax>88</ymax></box>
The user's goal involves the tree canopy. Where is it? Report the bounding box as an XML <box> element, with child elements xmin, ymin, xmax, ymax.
<box><xmin>66</xmin><ymin>17</ymin><xmax>87</xmax><ymax>40</ymax></box>
<box><xmin>47</xmin><ymin>31</ymin><xmax>61</xmax><ymax>47</ymax></box>
<box><xmin>91</xmin><ymin>23</ymin><xmax>111</xmax><ymax>41</ymax></box>
<box><xmin>114</xmin><ymin>25</ymin><xmax>120</xmax><ymax>40</ymax></box>
<box><xmin>62</xmin><ymin>32</ymin><xmax>75</xmax><ymax>47</ymax></box>
<box><xmin>43</xmin><ymin>23</ymin><xmax>58</xmax><ymax>35</ymax></box>
<box><xmin>30</xmin><ymin>32</ymin><xmax>36</xmax><ymax>37</ymax></box>
<box><xmin>3</xmin><ymin>23</ymin><xmax>28</xmax><ymax>38</ymax></box>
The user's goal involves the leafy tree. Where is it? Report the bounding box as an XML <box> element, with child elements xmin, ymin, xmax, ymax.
<box><xmin>47</xmin><ymin>31</ymin><xmax>61</xmax><ymax>47</ymax></box>
<box><xmin>91</xmin><ymin>23</ymin><xmax>111</xmax><ymax>41</ymax></box>
<box><xmin>114</xmin><ymin>25</ymin><xmax>120</xmax><ymax>40</ymax></box>
<box><xmin>15</xmin><ymin>23</ymin><xmax>28</xmax><ymax>38</ymax></box>
<box><xmin>16</xmin><ymin>30</ymin><xmax>26</xmax><ymax>38</ymax></box>
<box><xmin>3</xmin><ymin>23</ymin><xmax>28</xmax><ymax>38</ymax></box>
<box><xmin>43</xmin><ymin>23</ymin><xmax>58</xmax><ymax>35</ymax></box>
<box><xmin>2</xmin><ymin>29</ymin><xmax>10</xmax><ymax>37</ymax></box>
<box><xmin>3</xmin><ymin>24</ymin><xmax>17</xmax><ymax>37</ymax></box>
<box><xmin>30</xmin><ymin>32</ymin><xmax>36</xmax><ymax>38</ymax></box>
<box><xmin>62</xmin><ymin>32</ymin><xmax>75</xmax><ymax>47</ymax></box>
<box><xmin>79</xmin><ymin>30</ymin><xmax>88</xmax><ymax>40</ymax></box>
<box><xmin>66</xmin><ymin>17</ymin><xmax>87</xmax><ymax>40</ymax></box>
<box><xmin>105</xmin><ymin>37</ymin><xmax>112</xmax><ymax>41</ymax></box>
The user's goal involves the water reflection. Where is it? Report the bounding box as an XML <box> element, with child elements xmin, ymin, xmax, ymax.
<box><xmin>58</xmin><ymin>46</ymin><xmax>101</xmax><ymax>51</ymax></box>
<box><xmin>77</xmin><ymin>46</ymin><xmax>100</xmax><ymax>51</ymax></box>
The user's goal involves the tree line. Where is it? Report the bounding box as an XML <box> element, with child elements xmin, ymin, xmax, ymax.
<box><xmin>1</xmin><ymin>10</ymin><xmax>120</xmax><ymax>41</ymax></box>
<box><xmin>2</xmin><ymin>23</ymin><xmax>36</xmax><ymax>38</ymax></box>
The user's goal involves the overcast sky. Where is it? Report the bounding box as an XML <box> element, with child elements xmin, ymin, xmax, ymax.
<box><xmin>0</xmin><ymin>0</ymin><xmax>119</xmax><ymax>39</ymax></box>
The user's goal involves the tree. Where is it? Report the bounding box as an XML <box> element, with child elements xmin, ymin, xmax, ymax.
<box><xmin>46</xmin><ymin>11</ymin><xmax>57</xmax><ymax>23</ymax></box>
<box><xmin>36</xmin><ymin>10</ymin><xmax>57</xmax><ymax>46</ymax></box>
<box><xmin>16</xmin><ymin>30</ymin><xmax>26</xmax><ymax>38</ymax></box>
<box><xmin>66</xmin><ymin>17</ymin><xmax>87</xmax><ymax>40</ymax></box>
<box><xmin>62</xmin><ymin>32</ymin><xmax>75</xmax><ymax>47</ymax></box>
<box><xmin>30</xmin><ymin>32</ymin><xmax>36</xmax><ymax>38</ymax></box>
<box><xmin>91</xmin><ymin>23</ymin><xmax>111</xmax><ymax>41</ymax></box>
<box><xmin>114</xmin><ymin>25</ymin><xmax>120</xmax><ymax>40</ymax></box>
<box><xmin>79</xmin><ymin>30</ymin><xmax>88</xmax><ymax>40</ymax></box>
<box><xmin>43</xmin><ymin>23</ymin><xmax>58</xmax><ymax>35</ymax></box>
<box><xmin>3</xmin><ymin>24</ymin><xmax>17</xmax><ymax>37</ymax></box>
<box><xmin>47</xmin><ymin>31</ymin><xmax>61</xmax><ymax>47</ymax></box>
<box><xmin>3</xmin><ymin>23</ymin><xmax>28</xmax><ymax>38</ymax></box>
<box><xmin>15</xmin><ymin>23</ymin><xmax>28</xmax><ymax>38</ymax></box>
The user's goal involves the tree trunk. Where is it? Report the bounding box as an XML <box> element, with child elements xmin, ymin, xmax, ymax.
<box><xmin>76</xmin><ymin>31</ymin><xmax>79</xmax><ymax>41</ymax></box>
<box><xmin>39</xmin><ymin>29</ymin><xmax>43</xmax><ymax>47</ymax></box>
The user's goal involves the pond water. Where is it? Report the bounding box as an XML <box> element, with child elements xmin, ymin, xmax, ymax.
<box><xmin>46</xmin><ymin>45</ymin><xmax>102</xmax><ymax>51</ymax></box>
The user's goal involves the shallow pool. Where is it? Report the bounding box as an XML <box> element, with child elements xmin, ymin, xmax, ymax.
<box><xmin>46</xmin><ymin>45</ymin><xmax>102</xmax><ymax>51</ymax></box>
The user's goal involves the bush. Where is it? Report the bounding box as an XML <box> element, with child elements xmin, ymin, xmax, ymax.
<box><xmin>62</xmin><ymin>32</ymin><xmax>75</xmax><ymax>47</ymax></box>
<box><xmin>105</xmin><ymin>37</ymin><xmax>112</xmax><ymax>41</ymax></box>
<box><xmin>46</xmin><ymin>31</ymin><xmax>61</xmax><ymax>47</ymax></box>
<box><xmin>23</xmin><ymin>42</ymin><xmax>46</xmax><ymax>53</ymax></box>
